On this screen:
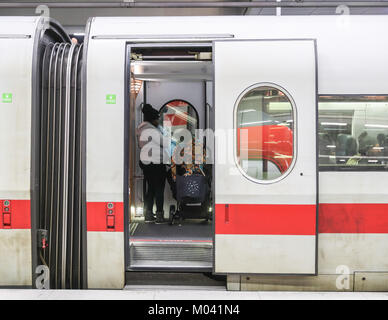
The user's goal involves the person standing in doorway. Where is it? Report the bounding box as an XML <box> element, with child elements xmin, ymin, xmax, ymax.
<box><xmin>136</xmin><ymin>104</ymin><xmax>169</xmax><ymax>224</ymax></box>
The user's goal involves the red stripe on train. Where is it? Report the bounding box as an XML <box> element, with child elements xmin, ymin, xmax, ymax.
<box><xmin>215</xmin><ymin>203</ymin><xmax>388</xmax><ymax>235</ymax></box>
<box><xmin>86</xmin><ymin>201</ymin><xmax>124</xmax><ymax>232</ymax></box>
<box><xmin>0</xmin><ymin>200</ymin><xmax>30</xmax><ymax>229</ymax></box>
<box><xmin>215</xmin><ymin>203</ymin><xmax>316</xmax><ymax>235</ymax></box>
<box><xmin>319</xmin><ymin>203</ymin><xmax>388</xmax><ymax>233</ymax></box>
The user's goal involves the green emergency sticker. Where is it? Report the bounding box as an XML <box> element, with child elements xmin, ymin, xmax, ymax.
<box><xmin>2</xmin><ymin>93</ymin><xmax>12</xmax><ymax>103</ymax></box>
<box><xmin>106</xmin><ymin>94</ymin><xmax>116</xmax><ymax>105</ymax></box>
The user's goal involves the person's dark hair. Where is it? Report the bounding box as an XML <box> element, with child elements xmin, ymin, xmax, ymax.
<box><xmin>142</xmin><ymin>103</ymin><xmax>160</xmax><ymax>122</ymax></box>
<box><xmin>358</xmin><ymin>132</ymin><xmax>376</xmax><ymax>156</ymax></box>
<box><xmin>377</xmin><ymin>133</ymin><xmax>386</xmax><ymax>146</ymax></box>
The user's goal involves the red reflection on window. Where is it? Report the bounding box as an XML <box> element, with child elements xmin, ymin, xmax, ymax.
<box><xmin>164</xmin><ymin>112</ymin><xmax>188</xmax><ymax>126</ymax></box>
<box><xmin>237</xmin><ymin>124</ymin><xmax>293</xmax><ymax>173</ymax></box>
<box><xmin>161</xmin><ymin>100</ymin><xmax>197</xmax><ymax>130</ymax></box>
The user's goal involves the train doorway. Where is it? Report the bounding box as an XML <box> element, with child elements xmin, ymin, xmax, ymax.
<box><xmin>126</xmin><ymin>44</ymin><xmax>214</xmax><ymax>271</ymax></box>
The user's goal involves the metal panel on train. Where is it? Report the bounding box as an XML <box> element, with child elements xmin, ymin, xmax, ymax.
<box><xmin>0</xmin><ymin>17</ymin><xmax>38</xmax><ymax>286</ymax></box>
<box><xmin>214</xmin><ymin>40</ymin><xmax>317</xmax><ymax>274</ymax></box>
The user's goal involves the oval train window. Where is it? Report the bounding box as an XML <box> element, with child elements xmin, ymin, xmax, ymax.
<box><xmin>236</xmin><ymin>85</ymin><xmax>294</xmax><ymax>182</ymax></box>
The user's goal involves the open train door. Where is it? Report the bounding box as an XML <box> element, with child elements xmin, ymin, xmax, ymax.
<box><xmin>214</xmin><ymin>39</ymin><xmax>318</xmax><ymax>274</ymax></box>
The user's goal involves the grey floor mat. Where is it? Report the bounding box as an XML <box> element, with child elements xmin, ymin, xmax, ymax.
<box><xmin>130</xmin><ymin>220</ymin><xmax>212</xmax><ymax>241</ymax></box>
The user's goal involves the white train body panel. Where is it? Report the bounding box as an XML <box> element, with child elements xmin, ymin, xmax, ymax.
<box><xmin>213</xmin><ymin>39</ymin><xmax>317</xmax><ymax>274</ymax></box>
<box><xmin>89</xmin><ymin>15</ymin><xmax>388</xmax><ymax>95</ymax></box>
<box><xmin>0</xmin><ymin>17</ymin><xmax>40</xmax><ymax>286</ymax></box>
<box><xmin>87</xmin><ymin>232</ymin><xmax>124</xmax><ymax>289</ymax></box>
<box><xmin>0</xmin><ymin>30</ymin><xmax>33</xmax><ymax>200</ymax></box>
<box><xmin>0</xmin><ymin>230</ymin><xmax>32</xmax><ymax>286</ymax></box>
<box><xmin>86</xmin><ymin>15</ymin><xmax>388</xmax><ymax>289</ymax></box>
<box><xmin>85</xmin><ymin>36</ymin><xmax>126</xmax><ymax>288</ymax></box>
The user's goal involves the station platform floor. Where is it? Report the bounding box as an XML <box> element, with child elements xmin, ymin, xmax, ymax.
<box><xmin>0</xmin><ymin>288</ymin><xmax>388</xmax><ymax>300</ymax></box>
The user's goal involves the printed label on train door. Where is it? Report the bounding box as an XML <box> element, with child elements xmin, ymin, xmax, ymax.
<box><xmin>2</xmin><ymin>93</ymin><xmax>12</xmax><ymax>103</ymax></box>
<box><xmin>106</xmin><ymin>94</ymin><xmax>116</xmax><ymax>104</ymax></box>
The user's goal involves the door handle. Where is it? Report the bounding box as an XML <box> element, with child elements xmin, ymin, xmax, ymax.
<box><xmin>106</xmin><ymin>215</ymin><xmax>115</xmax><ymax>230</ymax></box>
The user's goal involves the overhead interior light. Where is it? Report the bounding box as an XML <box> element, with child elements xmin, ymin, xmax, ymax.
<box><xmin>321</xmin><ymin>122</ymin><xmax>347</xmax><ymax>126</ymax></box>
<box><xmin>365</xmin><ymin>124</ymin><xmax>388</xmax><ymax>129</ymax></box>
<box><xmin>241</xmin><ymin>120</ymin><xmax>273</xmax><ymax>126</ymax></box>
<box><xmin>130</xmin><ymin>73</ymin><xmax>143</xmax><ymax>99</ymax></box>
<box><xmin>239</xmin><ymin>109</ymin><xmax>256</xmax><ymax>113</ymax></box>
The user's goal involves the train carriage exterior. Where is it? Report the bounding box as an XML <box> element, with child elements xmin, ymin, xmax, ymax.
<box><xmin>0</xmin><ymin>17</ymin><xmax>71</xmax><ymax>287</ymax></box>
<box><xmin>1</xmin><ymin>15</ymin><xmax>388</xmax><ymax>291</ymax></box>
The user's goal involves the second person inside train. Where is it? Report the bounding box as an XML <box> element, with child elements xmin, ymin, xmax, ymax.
<box><xmin>136</xmin><ymin>103</ymin><xmax>169</xmax><ymax>224</ymax></box>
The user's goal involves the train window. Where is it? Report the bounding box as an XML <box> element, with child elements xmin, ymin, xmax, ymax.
<box><xmin>319</xmin><ymin>95</ymin><xmax>388</xmax><ymax>171</ymax></box>
<box><xmin>159</xmin><ymin>99</ymin><xmax>198</xmax><ymax>137</ymax></box>
<box><xmin>236</xmin><ymin>85</ymin><xmax>294</xmax><ymax>182</ymax></box>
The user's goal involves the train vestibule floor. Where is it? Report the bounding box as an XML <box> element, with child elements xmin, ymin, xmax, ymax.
<box><xmin>129</xmin><ymin>219</ymin><xmax>213</xmax><ymax>271</ymax></box>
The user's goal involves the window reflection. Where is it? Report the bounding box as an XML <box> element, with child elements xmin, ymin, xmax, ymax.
<box><xmin>160</xmin><ymin>100</ymin><xmax>198</xmax><ymax>137</ymax></box>
<box><xmin>319</xmin><ymin>96</ymin><xmax>388</xmax><ymax>170</ymax></box>
<box><xmin>159</xmin><ymin>99</ymin><xmax>198</xmax><ymax>155</ymax></box>
<box><xmin>236</xmin><ymin>86</ymin><xmax>294</xmax><ymax>181</ymax></box>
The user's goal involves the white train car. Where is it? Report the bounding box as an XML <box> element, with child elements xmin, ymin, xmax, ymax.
<box><xmin>2</xmin><ymin>15</ymin><xmax>388</xmax><ymax>291</ymax></box>
<box><xmin>0</xmin><ymin>16</ymin><xmax>71</xmax><ymax>287</ymax></box>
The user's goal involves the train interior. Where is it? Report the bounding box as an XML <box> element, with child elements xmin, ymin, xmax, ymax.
<box><xmin>318</xmin><ymin>95</ymin><xmax>388</xmax><ymax>169</ymax></box>
<box><xmin>127</xmin><ymin>45</ymin><xmax>214</xmax><ymax>271</ymax></box>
